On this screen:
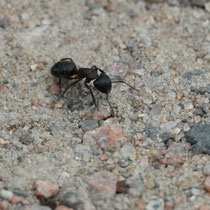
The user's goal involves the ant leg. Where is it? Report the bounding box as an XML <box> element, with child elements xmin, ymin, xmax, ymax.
<box><xmin>58</xmin><ymin>77</ymin><xmax>62</xmax><ymax>94</ymax></box>
<box><xmin>106</xmin><ymin>94</ymin><xmax>115</xmax><ymax>117</ymax></box>
<box><xmin>111</xmin><ymin>80</ymin><xmax>139</xmax><ymax>92</ymax></box>
<box><xmin>85</xmin><ymin>82</ymin><xmax>98</xmax><ymax>109</ymax></box>
<box><xmin>58</xmin><ymin>78</ymin><xmax>82</xmax><ymax>100</ymax></box>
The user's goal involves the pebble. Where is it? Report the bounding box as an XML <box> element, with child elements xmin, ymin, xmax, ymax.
<box><xmin>20</xmin><ymin>205</ymin><xmax>52</xmax><ymax>210</ymax></box>
<box><xmin>86</xmin><ymin>170</ymin><xmax>118</xmax><ymax>199</ymax></box>
<box><xmin>30</xmin><ymin>64</ymin><xmax>37</xmax><ymax>71</ymax></box>
<box><xmin>0</xmin><ymin>138</ymin><xmax>9</xmax><ymax>147</ymax></box>
<box><xmin>11</xmin><ymin>196</ymin><xmax>22</xmax><ymax>204</ymax></box>
<box><xmin>83</xmin><ymin>118</ymin><xmax>127</xmax><ymax>149</ymax></box>
<box><xmin>55</xmin><ymin>207</ymin><xmax>73</xmax><ymax>210</ymax></box>
<box><xmin>0</xmin><ymin>200</ymin><xmax>9</xmax><ymax>210</ymax></box>
<box><xmin>120</xmin><ymin>144</ymin><xmax>136</xmax><ymax>161</ymax></box>
<box><xmin>93</xmin><ymin>105</ymin><xmax>111</xmax><ymax>121</ymax></box>
<box><xmin>203</xmin><ymin>162</ymin><xmax>210</xmax><ymax>175</ymax></box>
<box><xmin>58</xmin><ymin>191</ymin><xmax>83</xmax><ymax>209</ymax></box>
<box><xmin>185</xmin><ymin>124</ymin><xmax>210</xmax><ymax>154</ymax></box>
<box><xmin>35</xmin><ymin>180</ymin><xmax>59</xmax><ymax>199</ymax></box>
<box><xmin>146</xmin><ymin>199</ymin><xmax>164</xmax><ymax>210</ymax></box>
<box><xmin>160</xmin><ymin>121</ymin><xmax>177</xmax><ymax>131</ymax></box>
<box><xmin>205</xmin><ymin>2</ymin><xmax>210</xmax><ymax>13</ymax></box>
<box><xmin>158</xmin><ymin>143</ymin><xmax>189</xmax><ymax>167</ymax></box>
<box><xmin>194</xmin><ymin>115</ymin><xmax>201</xmax><ymax>124</ymax></box>
<box><xmin>200</xmin><ymin>206</ymin><xmax>210</xmax><ymax>210</ymax></box>
<box><xmin>184</xmin><ymin>103</ymin><xmax>194</xmax><ymax>110</ymax></box>
<box><xmin>80</xmin><ymin>120</ymin><xmax>98</xmax><ymax>132</ymax></box>
<box><xmin>0</xmin><ymin>190</ymin><xmax>14</xmax><ymax>201</ymax></box>
<box><xmin>204</xmin><ymin>176</ymin><xmax>210</xmax><ymax>193</ymax></box>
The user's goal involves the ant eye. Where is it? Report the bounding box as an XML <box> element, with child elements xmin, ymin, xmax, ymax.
<box><xmin>93</xmin><ymin>73</ymin><xmax>112</xmax><ymax>94</ymax></box>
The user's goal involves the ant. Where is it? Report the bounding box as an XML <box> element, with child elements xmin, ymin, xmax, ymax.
<box><xmin>51</xmin><ymin>58</ymin><xmax>139</xmax><ymax>116</ymax></box>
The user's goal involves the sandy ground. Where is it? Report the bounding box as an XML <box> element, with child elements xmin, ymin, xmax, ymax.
<box><xmin>0</xmin><ymin>0</ymin><xmax>210</xmax><ymax>210</ymax></box>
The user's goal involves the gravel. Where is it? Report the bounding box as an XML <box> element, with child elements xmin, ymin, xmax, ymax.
<box><xmin>0</xmin><ymin>0</ymin><xmax>210</xmax><ymax>209</ymax></box>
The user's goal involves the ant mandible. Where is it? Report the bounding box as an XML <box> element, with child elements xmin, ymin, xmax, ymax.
<box><xmin>51</xmin><ymin>58</ymin><xmax>138</xmax><ymax>116</ymax></box>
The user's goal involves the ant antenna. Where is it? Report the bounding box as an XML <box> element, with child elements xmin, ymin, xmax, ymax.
<box><xmin>111</xmin><ymin>79</ymin><xmax>139</xmax><ymax>92</ymax></box>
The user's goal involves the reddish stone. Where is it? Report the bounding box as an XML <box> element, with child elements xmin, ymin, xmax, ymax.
<box><xmin>0</xmin><ymin>87</ymin><xmax>8</xmax><ymax>94</ymax></box>
<box><xmin>83</xmin><ymin>118</ymin><xmax>126</xmax><ymax>149</ymax></box>
<box><xmin>200</xmin><ymin>205</ymin><xmax>210</xmax><ymax>210</ymax></box>
<box><xmin>100</xmin><ymin>154</ymin><xmax>108</xmax><ymax>162</ymax></box>
<box><xmin>0</xmin><ymin>200</ymin><xmax>9</xmax><ymax>210</ymax></box>
<box><xmin>204</xmin><ymin>176</ymin><xmax>210</xmax><ymax>193</ymax></box>
<box><xmin>11</xmin><ymin>196</ymin><xmax>22</xmax><ymax>204</ymax></box>
<box><xmin>35</xmin><ymin>180</ymin><xmax>59</xmax><ymax>198</ymax></box>
<box><xmin>106</xmin><ymin>55</ymin><xmax>140</xmax><ymax>78</ymax></box>
<box><xmin>55</xmin><ymin>206</ymin><xmax>73</xmax><ymax>210</ymax></box>
<box><xmin>158</xmin><ymin>143</ymin><xmax>189</xmax><ymax>167</ymax></box>
<box><xmin>86</xmin><ymin>170</ymin><xmax>118</xmax><ymax>199</ymax></box>
<box><xmin>93</xmin><ymin>105</ymin><xmax>111</xmax><ymax>122</ymax></box>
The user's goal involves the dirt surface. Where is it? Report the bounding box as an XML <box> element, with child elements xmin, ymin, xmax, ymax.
<box><xmin>0</xmin><ymin>0</ymin><xmax>210</xmax><ymax>210</ymax></box>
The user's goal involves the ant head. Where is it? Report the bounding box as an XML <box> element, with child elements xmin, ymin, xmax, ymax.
<box><xmin>93</xmin><ymin>72</ymin><xmax>112</xmax><ymax>94</ymax></box>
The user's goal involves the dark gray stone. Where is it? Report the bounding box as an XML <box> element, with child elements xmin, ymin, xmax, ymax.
<box><xmin>160</xmin><ymin>132</ymin><xmax>174</xmax><ymax>142</ymax></box>
<box><xmin>150</xmin><ymin>71</ymin><xmax>163</xmax><ymax>77</ymax></box>
<box><xmin>185</xmin><ymin>124</ymin><xmax>210</xmax><ymax>154</ymax></box>
<box><xmin>182</xmin><ymin>69</ymin><xmax>203</xmax><ymax>80</ymax></box>
<box><xmin>144</xmin><ymin>125</ymin><xmax>159</xmax><ymax>140</ymax></box>
<box><xmin>80</xmin><ymin>120</ymin><xmax>98</xmax><ymax>132</ymax></box>
<box><xmin>19</xmin><ymin>134</ymin><xmax>34</xmax><ymax>145</ymax></box>
<box><xmin>58</xmin><ymin>191</ymin><xmax>84</xmax><ymax>209</ymax></box>
<box><xmin>191</xmin><ymin>84</ymin><xmax>210</xmax><ymax>95</ymax></box>
<box><xmin>67</xmin><ymin>98</ymin><xmax>84</xmax><ymax>111</ymax></box>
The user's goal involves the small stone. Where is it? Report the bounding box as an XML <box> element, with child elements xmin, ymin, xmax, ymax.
<box><xmin>145</xmin><ymin>181</ymin><xmax>155</xmax><ymax>189</ymax></box>
<box><xmin>143</xmin><ymin>99</ymin><xmax>153</xmax><ymax>105</ymax></box>
<box><xmin>55</xmin><ymin>206</ymin><xmax>73</xmax><ymax>210</ymax></box>
<box><xmin>80</xmin><ymin>120</ymin><xmax>98</xmax><ymax>132</ymax></box>
<box><xmin>185</xmin><ymin>124</ymin><xmax>210</xmax><ymax>154</ymax></box>
<box><xmin>57</xmin><ymin>191</ymin><xmax>83</xmax><ymax>209</ymax></box>
<box><xmin>55</xmin><ymin>102</ymin><xmax>64</xmax><ymax>109</ymax></box>
<box><xmin>203</xmin><ymin>162</ymin><xmax>210</xmax><ymax>175</ymax></box>
<box><xmin>194</xmin><ymin>115</ymin><xmax>201</xmax><ymax>124</ymax></box>
<box><xmin>100</xmin><ymin>154</ymin><xmax>108</xmax><ymax>161</ymax></box>
<box><xmin>120</xmin><ymin>144</ymin><xmax>136</xmax><ymax>161</ymax></box>
<box><xmin>30</xmin><ymin>64</ymin><xmax>37</xmax><ymax>71</ymax></box>
<box><xmin>184</xmin><ymin>103</ymin><xmax>194</xmax><ymax>110</ymax></box>
<box><xmin>172</xmin><ymin>127</ymin><xmax>181</xmax><ymax>135</ymax></box>
<box><xmin>42</xmin><ymin>19</ymin><xmax>51</xmax><ymax>25</ymax></box>
<box><xmin>67</xmin><ymin>98</ymin><xmax>83</xmax><ymax>111</ymax></box>
<box><xmin>35</xmin><ymin>180</ymin><xmax>59</xmax><ymax>199</ymax></box>
<box><xmin>0</xmin><ymin>190</ymin><xmax>13</xmax><ymax>201</ymax></box>
<box><xmin>93</xmin><ymin>105</ymin><xmax>111</xmax><ymax>121</ymax></box>
<box><xmin>19</xmin><ymin>134</ymin><xmax>34</xmax><ymax>145</ymax></box>
<box><xmin>83</xmin><ymin>118</ymin><xmax>127</xmax><ymax>149</ymax></box>
<box><xmin>160</xmin><ymin>132</ymin><xmax>174</xmax><ymax>142</ymax></box>
<box><xmin>205</xmin><ymin>2</ymin><xmax>210</xmax><ymax>13</ymax></box>
<box><xmin>86</xmin><ymin>170</ymin><xmax>118</xmax><ymax>199</ymax></box>
<box><xmin>0</xmin><ymin>200</ymin><xmax>9</xmax><ymax>210</ymax></box>
<box><xmin>183</xmin><ymin>123</ymin><xmax>190</xmax><ymax>132</ymax></box>
<box><xmin>160</xmin><ymin>121</ymin><xmax>177</xmax><ymax>131</ymax></box>
<box><xmin>204</xmin><ymin>176</ymin><xmax>210</xmax><ymax>192</ymax></box>
<box><xmin>159</xmin><ymin>143</ymin><xmax>189</xmax><ymax>167</ymax></box>
<box><xmin>116</xmin><ymin>180</ymin><xmax>127</xmax><ymax>194</ymax></box>
<box><xmin>200</xmin><ymin>205</ymin><xmax>210</xmax><ymax>210</ymax></box>
<box><xmin>146</xmin><ymin>199</ymin><xmax>164</xmax><ymax>210</ymax></box>
<box><xmin>0</xmin><ymin>138</ymin><xmax>9</xmax><ymax>147</ymax></box>
<box><xmin>11</xmin><ymin>196</ymin><xmax>22</xmax><ymax>204</ymax></box>
<box><xmin>20</xmin><ymin>204</ymin><xmax>52</xmax><ymax>210</ymax></box>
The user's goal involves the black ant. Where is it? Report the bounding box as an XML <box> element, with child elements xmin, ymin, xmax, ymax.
<box><xmin>51</xmin><ymin>58</ymin><xmax>138</xmax><ymax>116</ymax></box>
